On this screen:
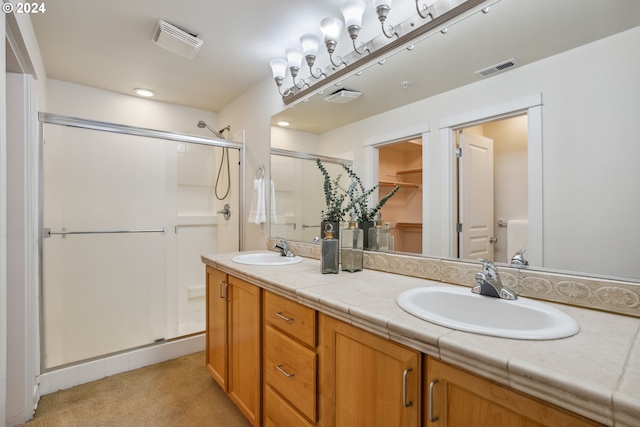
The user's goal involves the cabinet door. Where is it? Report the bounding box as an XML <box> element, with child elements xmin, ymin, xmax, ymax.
<box><xmin>425</xmin><ymin>357</ymin><xmax>602</xmax><ymax>427</ymax></box>
<box><xmin>320</xmin><ymin>314</ymin><xmax>420</xmax><ymax>427</ymax></box>
<box><xmin>205</xmin><ymin>266</ymin><xmax>228</xmax><ymax>391</ymax></box>
<box><xmin>228</xmin><ymin>276</ymin><xmax>262</xmax><ymax>427</ymax></box>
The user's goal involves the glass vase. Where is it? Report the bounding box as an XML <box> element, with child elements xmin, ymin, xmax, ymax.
<box><xmin>341</xmin><ymin>221</ymin><xmax>363</xmax><ymax>272</ymax></box>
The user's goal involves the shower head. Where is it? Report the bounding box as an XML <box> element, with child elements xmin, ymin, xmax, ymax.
<box><xmin>197</xmin><ymin>121</ymin><xmax>230</xmax><ymax>140</ymax></box>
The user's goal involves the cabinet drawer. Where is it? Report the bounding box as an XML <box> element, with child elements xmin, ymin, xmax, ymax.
<box><xmin>264</xmin><ymin>291</ymin><xmax>316</xmax><ymax>347</ymax></box>
<box><xmin>264</xmin><ymin>385</ymin><xmax>314</xmax><ymax>427</ymax></box>
<box><xmin>265</xmin><ymin>325</ymin><xmax>317</xmax><ymax>421</ymax></box>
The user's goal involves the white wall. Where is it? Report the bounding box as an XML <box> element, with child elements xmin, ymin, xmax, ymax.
<box><xmin>271</xmin><ymin>126</ymin><xmax>321</xmax><ymax>152</ymax></box>
<box><xmin>45</xmin><ymin>79</ymin><xmax>219</xmax><ymax>136</ymax></box>
<box><xmin>218</xmin><ymin>78</ymin><xmax>286</xmax><ymax>250</ymax></box>
<box><xmin>308</xmin><ymin>26</ymin><xmax>640</xmax><ymax>279</ymax></box>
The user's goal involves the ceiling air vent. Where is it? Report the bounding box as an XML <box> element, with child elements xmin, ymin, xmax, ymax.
<box><xmin>475</xmin><ymin>59</ymin><xmax>518</xmax><ymax>78</ymax></box>
<box><xmin>324</xmin><ymin>89</ymin><xmax>362</xmax><ymax>104</ymax></box>
<box><xmin>152</xmin><ymin>20</ymin><xmax>203</xmax><ymax>59</ymax></box>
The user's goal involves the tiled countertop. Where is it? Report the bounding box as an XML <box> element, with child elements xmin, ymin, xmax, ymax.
<box><xmin>202</xmin><ymin>250</ymin><xmax>640</xmax><ymax>427</ymax></box>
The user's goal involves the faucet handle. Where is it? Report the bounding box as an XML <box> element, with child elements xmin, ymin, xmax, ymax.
<box><xmin>478</xmin><ymin>259</ymin><xmax>498</xmax><ymax>277</ymax></box>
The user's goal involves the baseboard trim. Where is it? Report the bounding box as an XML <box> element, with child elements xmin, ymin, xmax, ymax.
<box><xmin>37</xmin><ymin>333</ymin><xmax>205</xmax><ymax>396</ymax></box>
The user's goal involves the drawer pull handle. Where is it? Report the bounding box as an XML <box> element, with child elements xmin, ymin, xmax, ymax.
<box><xmin>428</xmin><ymin>378</ymin><xmax>439</xmax><ymax>422</ymax></box>
<box><xmin>403</xmin><ymin>367</ymin><xmax>413</xmax><ymax>408</ymax></box>
<box><xmin>276</xmin><ymin>312</ymin><xmax>294</xmax><ymax>322</ymax></box>
<box><xmin>276</xmin><ymin>364</ymin><xmax>295</xmax><ymax>378</ymax></box>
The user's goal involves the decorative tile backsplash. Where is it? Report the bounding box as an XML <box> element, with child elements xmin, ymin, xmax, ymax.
<box><xmin>267</xmin><ymin>238</ymin><xmax>640</xmax><ymax>318</ymax></box>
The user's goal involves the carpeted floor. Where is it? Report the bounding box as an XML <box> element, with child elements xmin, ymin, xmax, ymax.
<box><xmin>19</xmin><ymin>351</ymin><xmax>252</xmax><ymax>427</ymax></box>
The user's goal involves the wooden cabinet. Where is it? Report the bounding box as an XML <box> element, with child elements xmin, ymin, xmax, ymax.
<box><xmin>206</xmin><ymin>267</ymin><xmax>603</xmax><ymax>427</ymax></box>
<box><xmin>320</xmin><ymin>314</ymin><xmax>421</xmax><ymax>427</ymax></box>
<box><xmin>424</xmin><ymin>356</ymin><xmax>603</xmax><ymax>427</ymax></box>
<box><xmin>205</xmin><ymin>266</ymin><xmax>261</xmax><ymax>427</ymax></box>
<box><xmin>263</xmin><ymin>291</ymin><xmax>318</xmax><ymax>427</ymax></box>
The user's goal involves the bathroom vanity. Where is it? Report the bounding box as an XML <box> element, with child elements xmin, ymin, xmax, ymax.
<box><xmin>202</xmin><ymin>249</ymin><xmax>640</xmax><ymax>427</ymax></box>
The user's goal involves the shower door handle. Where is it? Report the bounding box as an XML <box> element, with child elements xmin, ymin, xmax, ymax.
<box><xmin>44</xmin><ymin>227</ymin><xmax>166</xmax><ymax>238</ymax></box>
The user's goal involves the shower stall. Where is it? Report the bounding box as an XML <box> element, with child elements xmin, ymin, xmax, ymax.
<box><xmin>40</xmin><ymin>114</ymin><xmax>242</xmax><ymax>370</ymax></box>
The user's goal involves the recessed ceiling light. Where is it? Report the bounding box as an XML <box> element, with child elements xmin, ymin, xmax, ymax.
<box><xmin>277</xmin><ymin>121</ymin><xmax>290</xmax><ymax>127</ymax></box>
<box><xmin>134</xmin><ymin>88</ymin><xmax>154</xmax><ymax>97</ymax></box>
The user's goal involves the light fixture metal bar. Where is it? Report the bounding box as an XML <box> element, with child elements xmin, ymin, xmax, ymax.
<box><xmin>282</xmin><ymin>0</ymin><xmax>488</xmax><ymax>105</ymax></box>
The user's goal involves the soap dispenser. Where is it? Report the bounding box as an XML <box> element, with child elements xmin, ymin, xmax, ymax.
<box><xmin>321</xmin><ymin>223</ymin><xmax>339</xmax><ymax>274</ymax></box>
<box><xmin>341</xmin><ymin>219</ymin><xmax>363</xmax><ymax>272</ymax></box>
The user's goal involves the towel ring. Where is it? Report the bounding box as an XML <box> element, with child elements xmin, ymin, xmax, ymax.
<box><xmin>256</xmin><ymin>164</ymin><xmax>265</xmax><ymax>179</ymax></box>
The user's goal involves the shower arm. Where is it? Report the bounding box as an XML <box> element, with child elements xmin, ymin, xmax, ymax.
<box><xmin>197</xmin><ymin>121</ymin><xmax>230</xmax><ymax>140</ymax></box>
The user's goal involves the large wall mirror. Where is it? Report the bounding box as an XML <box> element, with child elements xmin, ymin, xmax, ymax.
<box><xmin>269</xmin><ymin>0</ymin><xmax>640</xmax><ymax>282</ymax></box>
<box><xmin>271</xmin><ymin>148</ymin><xmax>351</xmax><ymax>242</ymax></box>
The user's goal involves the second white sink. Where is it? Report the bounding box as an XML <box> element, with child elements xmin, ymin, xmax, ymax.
<box><xmin>396</xmin><ymin>286</ymin><xmax>579</xmax><ymax>340</ymax></box>
<box><xmin>232</xmin><ymin>252</ymin><xmax>303</xmax><ymax>266</ymax></box>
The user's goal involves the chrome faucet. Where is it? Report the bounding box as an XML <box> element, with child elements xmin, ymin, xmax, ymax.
<box><xmin>472</xmin><ymin>260</ymin><xmax>517</xmax><ymax>300</ymax></box>
<box><xmin>274</xmin><ymin>238</ymin><xmax>295</xmax><ymax>257</ymax></box>
<box><xmin>510</xmin><ymin>248</ymin><xmax>529</xmax><ymax>266</ymax></box>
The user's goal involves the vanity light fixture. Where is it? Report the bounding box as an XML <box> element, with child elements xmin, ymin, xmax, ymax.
<box><xmin>269</xmin><ymin>0</ymin><xmax>489</xmax><ymax>103</ymax></box>
<box><xmin>374</xmin><ymin>0</ymin><xmax>399</xmax><ymax>38</ymax></box>
<box><xmin>300</xmin><ymin>34</ymin><xmax>328</xmax><ymax>80</ymax></box>
<box><xmin>286</xmin><ymin>47</ymin><xmax>310</xmax><ymax>89</ymax></box>
<box><xmin>415</xmin><ymin>0</ymin><xmax>434</xmax><ymax>19</ymax></box>
<box><xmin>341</xmin><ymin>0</ymin><xmax>370</xmax><ymax>55</ymax></box>
<box><xmin>320</xmin><ymin>17</ymin><xmax>347</xmax><ymax>68</ymax></box>
<box><xmin>269</xmin><ymin>58</ymin><xmax>292</xmax><ymax>96</ymax></box>
<box><xmin>134</xmin><ymin>88</ymin><xmax>154</xmax><ymax>97</ymax></box>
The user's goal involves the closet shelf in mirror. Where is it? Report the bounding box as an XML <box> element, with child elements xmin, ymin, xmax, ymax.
<box><xmin>379</xmin><ymin>181</ymin><xmax>421</xmax><ymax>189</ymax></box>
<box><xmin>396</xmin><ymin>168</ymin><xmax>422</xmax><ymax>176</ymax></box>
<box><xmin>396</xmin><ymin>222</ymin><xmax>422</xmax><ymax>229</ymax></box>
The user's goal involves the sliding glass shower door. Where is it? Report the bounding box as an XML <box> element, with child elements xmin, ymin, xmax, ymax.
<box><xmin>41</xmin><ymin>120</ymin><xmax>240</xmax><ymax>369</ymax></box>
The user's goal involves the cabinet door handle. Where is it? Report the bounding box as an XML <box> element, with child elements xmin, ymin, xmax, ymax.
<box><xmin>218</xmin><ymin>281</ymin><xmax>226</xmax><ymax>299</ymax></box>
<box><xmin>428</xmin><ymin>378</ymin><xmax>439</xmax><ymax>422</ymax></box>
<box><xmin>275</xmin><ymin>312</ymin><xmax>294</xmax><ymax>322</ymax></box>
<box><xmin>402</xmin><ymin>367</ymin><xmax>413</xmax><ymax>408</ymax></box>
<box><xmin>223</xmin><ymin>282</ymin><xmax>230</xmax><ymax>302</ymax></box>
<box><xmin>276</xmin><ymin>364</ymin><xmax>295</xmax><ymax>378</ymax></box>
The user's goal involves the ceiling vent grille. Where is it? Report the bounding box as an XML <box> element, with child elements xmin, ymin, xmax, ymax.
<box><xmin>152</xmin><ymin>20</ymin><xmax>203</xmax><ymax>59</ymax></box>
<box><xmin>475</xmin><ymin>59</ymin><xmax>518</xmax><ymax>78</ymax></box>
<box><xmin>324</xmin><ymin>89</ymin><xmax>362</xmax><ymax>104</ymax></box>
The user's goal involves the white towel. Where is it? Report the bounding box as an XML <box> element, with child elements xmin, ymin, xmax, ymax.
<box><xmin>507</xmin><ymin>219</ymin><xmax>529</xmax><ymax>259</ymax></box>
<box><xmin>270</xmin><ymin>180</ymin><xmax>277</xmax><ymax>223</ymax></box>
<box><xmin>248</xmin><ymin>178</ymin><xmax>266</xmax><ymax>224</ymax></box>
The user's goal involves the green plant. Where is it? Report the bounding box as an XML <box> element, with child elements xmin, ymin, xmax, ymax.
<box><xmin>341</xmin><ymin>164</ymin><xmax>400</xmax><ymax>223</ymax></box>
<box><xmin>316</xmin><ymin>159</ymin><xmax>348</xmax><ymax>222</ymax></box>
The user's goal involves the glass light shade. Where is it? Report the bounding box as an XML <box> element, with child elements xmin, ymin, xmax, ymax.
<box><xmin>300</xmin><ymin>34</ymin><xmax>321</xmax><ymax>57</ymax></box>
<box><xmin>320</xmin><ymin>17</ymin><xmax>344</xmax><ymax>42</ymax></box>
<box><xmin>269</xmin><ymin>59</ymin><xmax>288</xmax><ymax>79</ymax></box>
<box><xmin>341</xmin><ymin>0</ymin><xmax>366</xmax><ymax>28</ymax></box>
<box><xmin>374</xmin><ymin>0</ymin><xmax>392</xmax><ymax>9</ymax></box>
<box><xmin>286</xmin><ymin>47</ymin><xmax>304</xmax><ymax>69</ymax></box>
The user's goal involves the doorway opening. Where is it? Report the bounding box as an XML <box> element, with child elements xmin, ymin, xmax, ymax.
<box><xmin>377</xmin><ymin>138</ymin><xmax>423</xmax><ymax>254</ymax></box>
<box><xmin>455</xmin><ymin>114</ymin><xmax>529</xmax><ymax>263</ymax></box>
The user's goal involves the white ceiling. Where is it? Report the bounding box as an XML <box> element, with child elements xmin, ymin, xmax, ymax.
<box><xmin>29</xmin><ymin>0</ymin><xmax>640</xmax><ymax>133</ymax></box>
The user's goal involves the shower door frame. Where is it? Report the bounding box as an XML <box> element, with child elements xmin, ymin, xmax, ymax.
<box><xmin>38</xmin><ymin>112</ymin><xmax>245</xmax><ymax>371</ymax></box>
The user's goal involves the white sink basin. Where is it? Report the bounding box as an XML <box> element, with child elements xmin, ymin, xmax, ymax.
<box><xmin>232</xmin><ymin>252</ymin><xmax>303</xmax><ymax>266</ymax></box>
<box><xmin>396</xmin><ymin>286</ymin><xmax>579</xmax><ymax>340</ymax></box>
